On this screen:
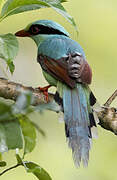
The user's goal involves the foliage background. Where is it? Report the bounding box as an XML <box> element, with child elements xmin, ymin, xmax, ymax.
<box><xmin>0</xmin><ymin>0</ymin><xmax>117</xmax><ymax>179</ymax></box>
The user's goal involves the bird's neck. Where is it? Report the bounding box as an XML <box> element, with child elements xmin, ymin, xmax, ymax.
<box><xmin>31</xmin><ymin>34</ymin><xmax>55</xmax><ymax>47</ymax></box>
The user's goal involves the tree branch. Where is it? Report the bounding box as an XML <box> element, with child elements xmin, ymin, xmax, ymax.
<box><xmin>0</xmin><ymin>77</ymin><xmax>53</xmax><ymax>105</ymax></box>
<box><xmin>0</xmin><ymin>77</ymin><xmax>117</xmax><ymax>135</ymax></box>
<box><xmin>104</xmin><ymin>90</ymin><xmax>117</xmax><ymax>107</ymax></box>
<box><xmin>0</xmin><ymin>163</ymin><xmax>22</xmax><ymax>176</ymax></box>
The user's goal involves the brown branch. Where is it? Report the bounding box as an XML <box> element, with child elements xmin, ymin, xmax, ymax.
<box><xmin>104</xmin><ymin>90</ymin><xmax>117</xmax><ymax>107</ymax></box>
<box><xmin>0</xmin><ymin>77</ymin><xmax>54</xmax><ymax>106</ymax></box>
<box><xmin>0</xmin><ymin>77</ymin><xmax>117</xmax><ymax>135</ymax></box>
<box><xmin>97</xmin><ymin>90</ymin><xmax>117</xmax><ymax>134</ymax></box>
<box><xmin>97</xmin><ymin>107</ymin><xmax>117</xmax><ymax>134</ymax></box>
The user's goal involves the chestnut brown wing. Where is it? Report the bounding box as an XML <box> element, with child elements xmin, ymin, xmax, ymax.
<box><xmin>38</xmin><ymin>55</ymin><xmax>76</xmax><ymax>88</ymax></box>
<box><xmin>38</xmin><ymin>54</ymin><xmax>92</xmax><ymax>88</ymax></box>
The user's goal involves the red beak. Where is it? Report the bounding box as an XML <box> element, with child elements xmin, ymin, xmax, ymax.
<box><xmin>15</xmin><ymin>29</ymin><xmax>31</xmax><ymax>37</ymax></box>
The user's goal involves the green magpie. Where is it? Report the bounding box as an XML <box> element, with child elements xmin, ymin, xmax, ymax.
<box><xmin>15</xmin><ymin>20</ymin><xmax>98</xmax><ymax>167</ymax></box>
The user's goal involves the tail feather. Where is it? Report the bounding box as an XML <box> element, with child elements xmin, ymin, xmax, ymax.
<box><xmin>54</xmin><ymin>82</ymin><xmax>99</xmax><ymax>167</ymax></box>
<box><xmin>63</xmin><ymin>84</ymin><xmax>90</xmax><ymax>167</ymax></box>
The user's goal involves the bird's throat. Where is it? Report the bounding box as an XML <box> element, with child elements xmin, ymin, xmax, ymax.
<box><xmin>31</xmin><ymin>34</ymin><xmax>53</xmax><ymax>47</ymax></box>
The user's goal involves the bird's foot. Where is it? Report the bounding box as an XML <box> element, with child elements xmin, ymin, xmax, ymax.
<box><xmin>38</xmin><ymin>85</ymin><xmax>51</xmax><ymax>102</ymax></box>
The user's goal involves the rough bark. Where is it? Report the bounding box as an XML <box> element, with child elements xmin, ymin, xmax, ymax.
<box><xmin>0</xmin><ymin>77</ymin><xmax>53</xmax><ymax>105</ymax></box>
<box><xmin>0</xmin><ymin>77</ymin><xmax>117</xmax><ymax>135</ymax></box>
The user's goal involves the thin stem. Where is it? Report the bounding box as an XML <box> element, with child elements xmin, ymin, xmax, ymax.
<box><xmin>0</xmin><ymin>17</ymin><xmax>4</xmax><ymax>23</ymax></box>
<box><xmin>0</xmin><ymin>15</ymin><xmax>6</xmax><ymax>23</ymax></box>
<box><xmin>104</xmin><ymin>90</ymin><xmax>117</xmax><ymax>107</ymax></box>
<box><xmin>0</xmin><ymin>163</ymin><xmax>22</xmax><ymax>176</ymax></box>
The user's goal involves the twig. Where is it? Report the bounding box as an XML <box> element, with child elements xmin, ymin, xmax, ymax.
<box><xmin>0</xmin><ymin>77</ymin><xmax>117</xmax><ymax>134</ymax></box>
<box><xmin>0</xmin><ymin>77</ymin><xmax>53</xmax><ymax>106</ymax></box>
<box><xmin>104</xmin><ymin>90</ymin><xmax>117</xmax><ymax>107</ymax></box>
<box><xmin>97</xmin><ymin>106</ymin><xmax>117</xmax><ymax>135</ymax></box>
<box><xmin>0</xmin><ymin>163</ymin><xmax>22</xmax><ymax>176</ymax></box>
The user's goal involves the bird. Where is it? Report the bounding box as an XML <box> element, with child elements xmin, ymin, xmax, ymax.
<box><xmin>15</xmin><ymin>19</ymin><xmax>98</xmax><ymax>167</ymax></box>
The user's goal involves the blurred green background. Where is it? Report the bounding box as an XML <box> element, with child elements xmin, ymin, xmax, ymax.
<box><xmin>0</xmin><ymin>0</ymin><xmax>117</xmax><ymax>179</ymax></box>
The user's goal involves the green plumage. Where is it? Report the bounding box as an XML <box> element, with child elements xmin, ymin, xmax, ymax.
<box><xmin>15</xmin><ymin>20</ymin><xmax>98</xmax><ymax>167</ymax></box>
<box><xmin>37</xmin><ymin>34</ymin><xmax>93</xmax><ymax>166</ymax></box>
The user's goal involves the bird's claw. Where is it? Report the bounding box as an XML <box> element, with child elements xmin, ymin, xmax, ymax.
<box><xmin>38</xmin><ymin>85</ymin><xmax>51</xmax><ymax>102</ymax></box>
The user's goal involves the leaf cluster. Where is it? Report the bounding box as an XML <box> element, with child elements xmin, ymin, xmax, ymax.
<box><xmin>0</xmin><ymin>0</ymin><xmax>77</xmax><ymax>74</ymax></box>
<box><xmin>0</xmin><ymin>0</ymin><xmax>77</xmax><ymax>179</ymax></box>
<box><xmin>0</xmin><ymin>90</ymin><xmax>50</xmax><ymax>179</ymax></box>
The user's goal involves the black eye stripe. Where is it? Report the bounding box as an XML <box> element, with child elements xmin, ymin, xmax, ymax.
<box><xmin>29</xmin><ymin>25</ymin><xmax>40</xmax><ymax>35</ymax></box>
<box><xmin>29</xmin><ymin>24</ymin><xmax>68</xmax><ymax>36</ymax></box>
<box><xmin>32</xmin><ymin>27</ymin><xmax>39</xmax><ymax>32</ymax></box>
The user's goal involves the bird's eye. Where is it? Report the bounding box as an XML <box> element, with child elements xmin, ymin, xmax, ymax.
<box><xmin>30</xmin><ymin>25</ymin><xmax>40</xmax><ymax>35</ymax></box>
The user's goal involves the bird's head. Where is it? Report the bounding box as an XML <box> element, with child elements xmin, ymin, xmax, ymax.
<box><xmin>15</xmin><ymin>20</ymin><xmax>70</xmax><ymax>46</ymax></box>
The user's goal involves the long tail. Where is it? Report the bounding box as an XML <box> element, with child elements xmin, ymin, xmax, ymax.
<box><xmin>54</xmin><ymin>82</ymin><xmax>98</xmax><ymax>167</ymax></box>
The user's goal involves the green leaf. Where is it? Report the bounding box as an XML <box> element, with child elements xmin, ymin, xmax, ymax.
<box><xmin>20</xmin><ymin>116</ymin><xmax>36</xmax><ymax>156</ymax></box>
<box><xmin>36</xmin><ymin>100</ymin><xmax>61</xmax><ymax>113</ymax></box>
<box><xmin>0</xmin><ymin>153</ymin><xmax>2</xmax><ymax>161</ymax></box>
<box><xmin>0</xmin><ymin>120</ymin><xmax>23</xmax><ymax>152</ymax></box>
<box><xmin>3</xmin><ymin>120</ymin><xmax>23</xmax><ymax>150</ymax></box>
<box><xmin>0</xmin><ymin>100</ymin><xmax>13</xmax><ymax>121</ymax></box>
<box><xmin>0</xmin><ymin>100</ymin><xmax>23</xmax><ymax>152</ymax></box>
<box><xmin>0</xmin><ymin>161</ymin><xmax>7</xmax><ymax>167</ymax></box>
<box><xmin>12</xmin><ymin>90</ymin><xmax>34</xmax><ymax>115</ymax></box>
<box><xmin>1</xmin><ymin>0</ymin><xmax>49</xmax><ymax>17</ymax></box>
<box><xmin>49</xmin><ymin>3</ymin><xmax>78</xmax><ymax>31</ymax></box>
<box><xmin>0</xmin><ymin>0</ymin><xmax>5</xmax><ymax>12</ymax></box>
<box><xmin>0</xmin><ymin>124</ymin><xmax>8</xmax><ymax>153</ymax></box>
<box><xmin>5</xmin><ymin>120</ymin><xmax>23</xmax><ymax>150</ymax></box>
<box><xmin>0</xmin><ymin>33</ymin><xmax>18</xmax><ymax>74</ymax></box>
<box><xmin>60</xmin><ymin>0</ymin><xmax>67</xmax><ymax>2</ymax></box>
<box><xmin>6</xmin><ymin>59</ymin><xmax>15</xmax><ymax>73</ymax></box>
<box><xmin>1</xmin><ymin>0</ymin><xmax>67</xmax><ymax>18</ymax></box>
<box><xmin>23</xmin><ymin>161</ymin><xmax>52</xmax><ymax>180</ymax></box>
<box><xmin>0</xmin><ymin>0</ymin><xmax>77</xmax><ymax>32</ymax></box>
<box><xmin>31</xmin><ymin>122</ymin><xmax>46</xmax><ymax>137</ymax></box>
<box><xmin>16</xmin><ymin>154</ymin><xmax>23</xmax><ymax>164</ymax></box>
